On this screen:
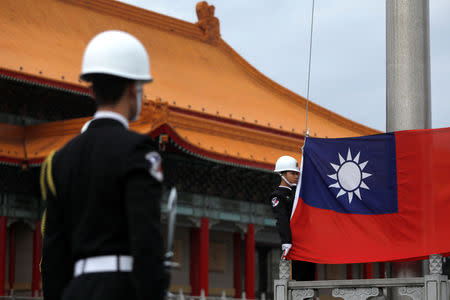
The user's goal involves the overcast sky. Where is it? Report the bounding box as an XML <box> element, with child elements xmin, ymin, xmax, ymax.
<box><xmin>119</xmin><ymin>0</ymin><xmax>449</xmax><ymax>132</ymax></box>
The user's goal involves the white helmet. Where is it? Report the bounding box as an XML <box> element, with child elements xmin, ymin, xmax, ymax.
<box><xmin>274</xmin><ymin>156</ymin><xmax>300</xmax><ymax>173</ymax></box>
<box><xmin>80</xmin><ymin>30</ymin><xmax>152</xmax><ymax>82</ymax></box>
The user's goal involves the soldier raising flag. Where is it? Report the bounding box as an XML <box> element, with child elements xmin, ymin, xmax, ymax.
<box><xmin>270</xmin><ymin>155</ymin><xmax>315</xmax><ymax>281</ymax></box>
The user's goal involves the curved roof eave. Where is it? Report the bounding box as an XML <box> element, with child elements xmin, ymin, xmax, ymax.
<box><xmin>0</xmin><ymin>0</ymin><xmax>380</xmax><ymax>141</ymax></box>
<box><xmin>0</xmin><ymin>97</ymin><xmax>305</xmax><ymax>170</ymax></box>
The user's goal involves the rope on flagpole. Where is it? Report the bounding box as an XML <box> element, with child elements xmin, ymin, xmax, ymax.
<box><xmin>297</xmin><ymin>0</ymin><xmax>315</xmax><ymax>215</ymax></box>
<box><xmin>305</xmin><ymin>0</ymin><xmax>316</xmax><ymax>136</ymax></box>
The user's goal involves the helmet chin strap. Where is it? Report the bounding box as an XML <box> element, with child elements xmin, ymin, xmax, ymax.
<box><xmin>281</xmin><ymin>174</ymin><xmax>296</xmax><ymax>187</ymax></box>
<box><xmin>132</xmin><ymin>81</ymin><xmax>143</xmax><ymax>121</ymax></box>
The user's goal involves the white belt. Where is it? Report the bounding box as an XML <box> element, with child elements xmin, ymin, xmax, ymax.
<box><xmin>74</xmin><ymin>255</ymin><xmax>133</xmax><ymax>277</ymax></box>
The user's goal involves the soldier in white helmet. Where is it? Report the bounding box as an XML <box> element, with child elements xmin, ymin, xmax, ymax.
<box><xmin>270</xmin><ymin>155</ymin><xmax>315</xmax><ymax>281</ymax></box>
<box><xmin>40</xmin><ymin>31</ymin><xmax>168</xmax><ymax>300</ymax></box>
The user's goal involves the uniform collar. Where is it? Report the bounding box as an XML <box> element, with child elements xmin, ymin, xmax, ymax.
<box><xmin>278</xmin><ymin>186</ymin><xmax>292</xmax><ymax>191</ymax></box>
<box><xmin>81</xmin><ymin>110</ymin><xmax>129</xmax><ymax>133</ymax></box>
<box><xmin>94</xmin><ymin>111</ymin><xmax>129</xmax><ymax>129</ymax></box>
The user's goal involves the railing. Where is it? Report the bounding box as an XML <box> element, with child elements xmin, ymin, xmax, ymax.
<box><xmin>0</xmin><ymin>193</ymin><xmax>41</xmax><ymax>219</ymax></box>
<box><xmin>0</xmin><ymin>297</ymin><xmax>42</xmax><ymax>300</ymax></box>
<box><xmin>161</xmin><ymin>190</ymin><xmax>276</xmax><ymax>227</ymax></box>
<box><xmin>167</xmin><ymin>289</ymin><xmax>266</xmax><ymax>300</ymax></box>
<box><xmin>0</xmin><ymin>290</ymin><xmax>266</xmax><ymax>300</ymax></box>
<box><xmin>274</xmin><ymin>255</ymin><xmax>448</xmax><ymax>300</ymax></box>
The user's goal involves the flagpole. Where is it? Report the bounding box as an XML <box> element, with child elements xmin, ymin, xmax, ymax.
<box><xmin>386</xmin><ymin>0</ymin><xmax>432</xmax><ymax>291</ymax></box>
<box><xmin>386</xmin><ymin>0</ymin><xmax>431</xmax><ymax>132</ymax></box>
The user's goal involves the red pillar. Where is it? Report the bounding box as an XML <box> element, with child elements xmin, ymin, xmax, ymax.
<box><xmin>0</xmin><ymin>217</ymin><xmax>6</xmax><ymax>296</ymax></box>
<box><xmin>190</xmin><ymin>228</ymin><xmax>199</xmax><ymax>295</ymax></box>
<box><xmin>346</xmin><ymin>264</ymin><xmax>353</xmax><ymax>280</ymax></box>
<box><xmin>31</xmin><ymin>221</ymin><xmax>42</xmax><ymax>297</ymax></box>
<box><xmin>245</xmin><ymin>224</ymin><xmax>255</xmax><ymax>299</ymax></box>
<box><xmin>198</xmin><ymin>218</ymin><xmax>209</xmax><ymax>296</ymax></box>
<box><xmin>8</xmin><ymin>225</ymin><xmax>15</xmax><ymax>295</ymax></box>
<box><xmin>233</xmin><ymin>233</ymin><xmax>241</xmax><ymax>298</ymax></box>
<box><xmin>363</xmin><ymin>263</ymin><xmax>373</xmax><ymax>279</ymax></box>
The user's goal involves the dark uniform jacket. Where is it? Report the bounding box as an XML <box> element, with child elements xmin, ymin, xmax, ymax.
<box><xmin>270</xmin><ymin>186</ymin><xmax>295</xmax><ymax>244</ymax></box>
<box><xmin>40</xmin><ymin>117</ymin><xmax>166</xmax><ymax>300</ymax></box>
<box><xmin>270</xmin><ymin>185</ymin><xmax>316</xmax><ymax>281</ymax></box>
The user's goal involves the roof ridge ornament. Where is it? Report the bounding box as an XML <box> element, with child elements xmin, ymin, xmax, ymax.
<box><xmin>195</xmin><ymin>1</ymin><xmax>221</xmax><ymax>43</ymax></box>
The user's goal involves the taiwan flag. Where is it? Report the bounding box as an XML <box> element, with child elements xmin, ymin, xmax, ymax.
<box><xmin>288</xmin><ymin>127</ymin><xmax>450</xmax><ymax>264</ymax></box>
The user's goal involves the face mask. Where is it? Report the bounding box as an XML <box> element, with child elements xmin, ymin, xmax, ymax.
<box><xmin>133</xmin><ymin>81</ymin><xmax>143</xmax><ymax>121</ymax></box>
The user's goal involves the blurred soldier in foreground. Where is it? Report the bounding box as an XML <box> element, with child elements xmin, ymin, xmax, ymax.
<box><xmin>270</xmin><ymin>155</ymin><xmax>315</xmax><ymax>281</ymax></box>
<box><xmin>40</xmin><ymin>30</ymin><xmax>168</xmax><ymax>300</ymax></box>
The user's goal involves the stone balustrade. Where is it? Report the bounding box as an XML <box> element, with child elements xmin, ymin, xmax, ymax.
<box><xmin>275</xmin><ymin>255</ymin><xmax>448</xmax><ymax>300</ymax></box>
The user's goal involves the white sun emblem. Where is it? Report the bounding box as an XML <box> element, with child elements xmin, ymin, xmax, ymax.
<box><xmin>328</xmin><ymin>148</ymin><xmax>372</xmax><ymax>203</ymax></box>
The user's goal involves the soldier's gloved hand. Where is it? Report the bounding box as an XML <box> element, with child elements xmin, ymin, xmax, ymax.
<box><xmin>281</xmin><ymin>243</ymin><xmax>292</xmax><ymax>259</ymax></box>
